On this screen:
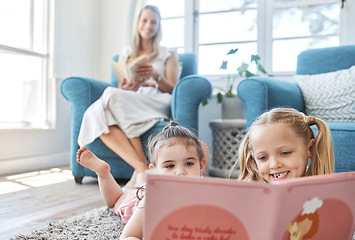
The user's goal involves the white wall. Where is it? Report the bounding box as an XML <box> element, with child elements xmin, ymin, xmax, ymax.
<box><xmin>96</xmin><ymin>0</ymin><xmax>132</xmax><ymax>82</ymax></box>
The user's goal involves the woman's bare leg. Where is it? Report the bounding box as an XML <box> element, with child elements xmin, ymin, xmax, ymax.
<box><xmin>129</xmin><ymin>137</ymin><xmax>148</xmax><ymax>186</ymax></box>
<box><xmin>77</xmin><ymin>147</ymin><xmax>123</xmax><ymax>208</ymax></box>
<box><xmin>100</xmin><ymin>126</ymin><xmax>148</xmax><ymax>173</ymax></box>
<box><xmin>99</xmin><ymin>126</ymin><xmax>148</xmax><ymax>188</ymax></box>
<box><xmin>129</xmin><ymin>137</ymin><xmax>147</xmax><ymax>165</ymax></box>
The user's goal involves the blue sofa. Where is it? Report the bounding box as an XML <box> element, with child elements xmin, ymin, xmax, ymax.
<box><xmin>61</xmin><ymin>53</ymin><xmax>212</xmax><ymax>183</ymax></box>
<box><xmin>237</xmin><ymin>45</ymin><xmax>355</xmax><ymax>173</ymax></box>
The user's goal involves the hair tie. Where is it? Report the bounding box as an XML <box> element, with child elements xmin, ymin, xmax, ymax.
<box><xmin>162</xmin><ymin>120</ymin><xmax>180</xmax><ymax>131</ymax></box>
<box><xmin>307</xmin><ymin>116</ymin><xmax>316</xmax><ymax>126</ymax></box>
<box><xmin>302</xmin><ymin>114</ymin><xmax>316</xmax><ymax>126</ymax></box>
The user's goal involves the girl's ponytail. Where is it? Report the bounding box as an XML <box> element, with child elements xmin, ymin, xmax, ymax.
<box><xmin>306</xmin><ymin>117</ymin><xmax>334</xmax><ymax>175</ymax></box>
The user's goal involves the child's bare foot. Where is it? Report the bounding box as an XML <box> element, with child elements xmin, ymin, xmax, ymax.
<box><xmin>77</xmin><ymin>147</ymin><xmax>110</xmax><ymax>177</ymax></box>
<box><xmin>200</xmin><ymin>140</ymin><xmax>210</xmax><ymax>161</ymax></box>
<box><xmin>200</xmin><ymin>140</ymin><xmax>209</xmax><ymax>175</ymax></box>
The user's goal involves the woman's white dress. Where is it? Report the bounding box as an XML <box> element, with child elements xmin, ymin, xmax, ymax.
<box><xmin>77</xmin><ymin>46</ymin><xmax>175</xmax><ymax>147</ymax></box>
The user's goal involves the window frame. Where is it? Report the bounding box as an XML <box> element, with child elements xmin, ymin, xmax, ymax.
<box><xmin>148</xmin><ymin>0</ymin><xmax>342</xmax><ymax>79</ymax></box>
<box><xmin>0</xmin><ymin>0</ymin><xmax>55</xmax><ymax>129</ymax></box>
<box><xmin>266</xmin><ymin>0</ymin><xmax>341</xmax><ymax>75</ymax></box>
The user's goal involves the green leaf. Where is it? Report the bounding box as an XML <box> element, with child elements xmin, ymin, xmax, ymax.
<box><xmin>217</xmin><ymin>92</ymin><xmax>223</xmax><ymax>104</ymax></box>
<box><xmin>219</xmin><ymin>60</ymin><xmax>228</xmax><ymax>70</ymax></box>
<box><xmin>257</xmin><ymin>64</ymin><xmax>267</xmax><ymax>74</ymax></box>
<box><xmin>251</xmin><ymin>54</ymin><xmax>260</xmax><ymax>63</ymax></box>
<box><xmin>227</xmin><ymin>81</ymin><xmax>234</xmax><ymax>91</ymax></box>
<box><xmin>225</xmin><ymin>91</ymin><xmax>236</xmax><ymax>98</ymax></box>
<box><xmin>227</xmin><ymin>48</ymin><xmax>238</xmax><ymax>55</ymax></box>
<box><xmin>202</xmin><ymin>98</ymin><xmax>211</xmax><ymax>106</ymax></box>
<box><xmin>238</xmin><ymin>62</ymin><xmax>249</xmax><ymax>75</ymax></box>
<box><xmin>245</xmin><ymin>70</ymin><xmax>254</xmax><ymax>77</ymax></box>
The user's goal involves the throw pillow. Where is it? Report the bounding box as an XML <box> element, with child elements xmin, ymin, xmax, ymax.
<box><xmin>295</xmin><ymin>65</ymin><xmax>355</xmax><ymax>122</ymax></box>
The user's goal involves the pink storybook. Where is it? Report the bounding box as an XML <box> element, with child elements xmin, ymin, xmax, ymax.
<box><xmin>144</xmin><ymin>171</ymin><xmax>355</xmax><ymax>240</ymax></box>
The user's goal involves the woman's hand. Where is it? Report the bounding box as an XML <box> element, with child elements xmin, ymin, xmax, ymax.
<box><xmin>117</xmin><ymin>55</ymin><xmax>151</xmax><ymax>91</ymax></box>
<box><xmin>135</xmin><ymin>63</ymin><xmax>154</xmax><ymax>81</ymax></box>
<box><xmin>119</xmin><ymin>77</ymin><xmax>143</xmax><ymax>91</ymax></box>
<box><xmin>155</xmin><ymin>52</ymin><xmax>179</xmax><ymax>93</ymax></box>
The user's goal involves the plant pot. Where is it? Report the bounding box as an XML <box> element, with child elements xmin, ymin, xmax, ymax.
<box><xmin>222</xmin><ymin>96</ymin><xmax>246</xmax><ymax>119</ymax></box>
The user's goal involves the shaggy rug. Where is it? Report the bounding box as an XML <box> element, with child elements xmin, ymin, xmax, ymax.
<box><xmin>10</xmin><ymin>207</ymin><xmax>125</xmax><ymax>239</ymax></box>
<box><xmin>9</xmin><ymin>206</ymin><xmax>355</xmax><ymax>240</ymax></box>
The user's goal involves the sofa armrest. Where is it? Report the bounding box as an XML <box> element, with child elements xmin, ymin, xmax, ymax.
<box><xmin>237</xmin><ymin>76</ymin><xmax>305</xmax><ymax>127</ymax></box>
<box><xmin>171</xmin><ymin>75</ymin><xmax>213</xmax><ymax>133</ymax></box>
<box><xmin>61</xmin><ymin>77</ymin><xmax>112</xmax><ymax>176</ymax></box>
<box><xmin>61</xmin><ymin>77</ymin><xmax>112</xmax><ymax>106</ymax></box>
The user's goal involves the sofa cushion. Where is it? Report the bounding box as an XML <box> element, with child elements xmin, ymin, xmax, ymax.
<box><xmin>295</xmin><ymin>65</ymin><xmax>355</xmax><ymax>122</ymax></box>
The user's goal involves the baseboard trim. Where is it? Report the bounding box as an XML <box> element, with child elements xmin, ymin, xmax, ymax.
<box><xmin>0</xmin><ymin>152</ymin><xmax>70</xmax><ymax>176</ymax></box>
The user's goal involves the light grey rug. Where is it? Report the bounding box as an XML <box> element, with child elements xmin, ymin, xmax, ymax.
<box><xmin>10</xmin><ymin>207</ymin><xmax>125</xmax><ymax>240</ymax></box>
<box><xmin>9</xmin><ymin>206</ymin><xmax>355</xmax><ymax>240</ymax></box>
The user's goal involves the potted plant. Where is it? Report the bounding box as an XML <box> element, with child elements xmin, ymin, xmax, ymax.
<box><xmin>203</xmin><ymin>48</ymin><xmax>268</xmax><ymax>119</ymax></box>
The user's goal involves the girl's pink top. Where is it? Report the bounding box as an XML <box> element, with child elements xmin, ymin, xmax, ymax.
<box><xmin>112</xmin><ymin>186</ymin><xmax>145</xmax><ymax>223</ymax></box>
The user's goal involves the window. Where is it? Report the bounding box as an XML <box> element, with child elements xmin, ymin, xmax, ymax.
<box><xmin>146</xmin><ymin>0</ymin><xmax>342</xmax><ymax>76</ymax></box>
<box><xmin>271</xmin><ymin>0</ymin><xmax>340</xmax><ymax>72</ymax></box>
<box><xmin>147</xmin><ymin>0</ymin><xmax>185</xmax><ymax>52</ymax></box>
<box><xmin>0</xmin><ymin>0</ymin><xmax>54</xmax><ymax>129</ymax></box>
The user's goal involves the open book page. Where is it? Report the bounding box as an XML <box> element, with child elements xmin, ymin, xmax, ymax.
<box><xmin>111</xmin><ymin>61</ymin><xmax>132</xmax><ymax>84</ymax></box>
<box><xmin>111</xmin><ymin>52</ymin><xmax>158</xmax><ymax>85</ymax></box>
<box><xmin>144</xmin><ymin>172</ymin><xmax>355</xmax><ymax>240</ymax></box>
<box><xmin>270</xmin><ymin>172</ymin><xmax>355</xmax><ymax>240</ymax></box>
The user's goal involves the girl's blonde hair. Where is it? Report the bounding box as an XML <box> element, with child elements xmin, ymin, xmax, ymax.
<box><xmin>237</xmin><ymin>108</ymin><xmax>334</xmax><ymax>182</ymax></box>
<box><xmin>148</xmin><ymin>121</ymin><xmax>204</xmax><ymax>166</ymax></box>
<box><xmin>128</xmin><ymin>5</ymin><xmax>162</xmax><ymax>63</ymax></box>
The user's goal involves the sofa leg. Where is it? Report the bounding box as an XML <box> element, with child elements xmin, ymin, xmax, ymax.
<box><xmin>74</xmin><ymin>176</ymin><xmax>83</xmax><ymax>184</ymax></box>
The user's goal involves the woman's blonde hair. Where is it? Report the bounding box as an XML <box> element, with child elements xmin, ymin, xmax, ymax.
<box><xmin>128</xmin><ymin>5</ymin><xmax>162</xmax><ymax>63</ymax></box>
<box><xmin>236</xmin><ymin>108</ymin><xmax>334</xmax><ymax>182</ymax></box>
<box><xmin>148</xmin><ymin>121</ymin><xmax>204</xmax><ymax>166</ymax></box>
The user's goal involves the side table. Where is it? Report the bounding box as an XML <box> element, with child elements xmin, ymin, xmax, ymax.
<box><xmin>209</xmin><ymin>119</ymin><xmax>246</xmax><ymax>178</ymax></box>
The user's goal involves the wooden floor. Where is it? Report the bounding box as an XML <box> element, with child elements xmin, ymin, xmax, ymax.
<box><xmin>0</xmin><ymin>166</ymin><xmax>122</xmax><ymax>240</ymax></box>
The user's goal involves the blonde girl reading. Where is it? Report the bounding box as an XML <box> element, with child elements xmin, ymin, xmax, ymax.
<box><xmin>76</xmin><ymin>121</ymin><xmax>208</xmax><ymax>240</ymax></box>
<box><xmin>235</xmin><ymin>108</ymin><xmax>334</xmax><ymax>182</ymax></box>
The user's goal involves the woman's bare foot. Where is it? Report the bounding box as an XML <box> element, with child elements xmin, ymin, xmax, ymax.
<box><xmin>76</xmin><ymin>147</ymin><xmax>110</xmax><ymax>177</ymax></box>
